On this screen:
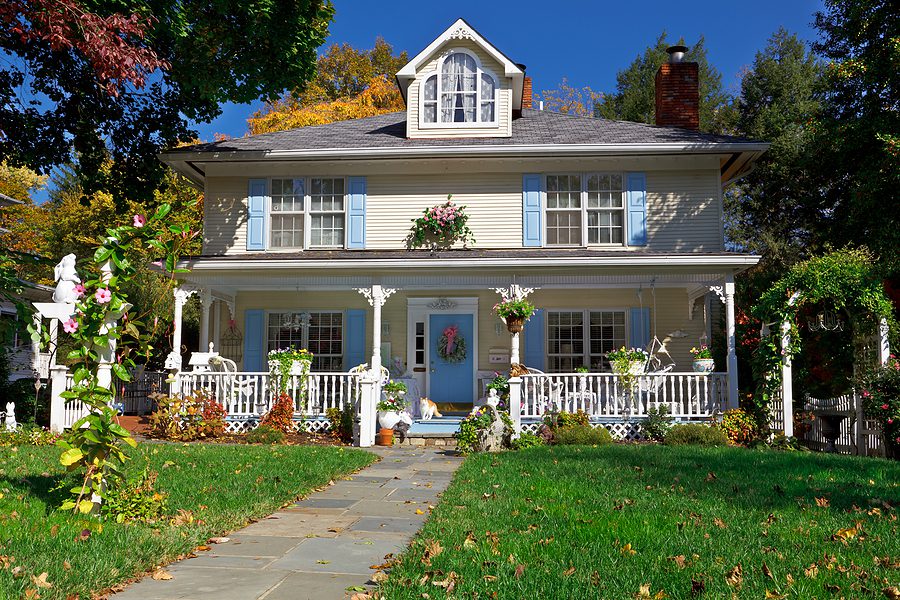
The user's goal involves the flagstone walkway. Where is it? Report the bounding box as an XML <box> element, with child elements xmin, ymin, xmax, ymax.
<box><xmin>114</xmin><ymin>446</ymin><xmax>463</xmax><ymax>600</ymax></box>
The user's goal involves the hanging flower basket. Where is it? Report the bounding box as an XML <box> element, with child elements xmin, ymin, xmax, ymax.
<box><xmin>505</xmin><ymin>316</ymin><xmax>525</xmax><ymax>333</ymax></box>
<box><xmin>437</xmin><ymin>325</ymin><xmax>467</xmax><ymax>363</ymax></box>
<box><xmin>406</xmin><ymin>195</ymin><xmax>475</xmax><ymax>251</ymax></box>
<box><xmin>493</xmin><ymin>298</ymin><xmax>535</xmax><ymax>334</ymax></box>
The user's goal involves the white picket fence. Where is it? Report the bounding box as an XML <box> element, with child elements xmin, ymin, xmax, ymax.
<box><xmin>801</xmin><ymin>393</ymin><xmax>883</xmax><ymax>456</ymax></box>
<box><xmin>519</xmin><ymin>372</ymin><xmax>727</xmax><ymax>420</ymax></box>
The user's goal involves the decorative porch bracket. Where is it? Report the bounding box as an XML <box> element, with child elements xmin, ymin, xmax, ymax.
<box><xmin>492</xmin><ymin>284</ymin><xmax>538</xmax><ymax>365</ymax></box>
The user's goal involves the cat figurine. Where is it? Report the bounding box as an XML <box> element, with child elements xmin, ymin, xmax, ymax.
<box><xmin>419</xmin><ymin>397</ymin><xmax>443</xmax><ymax>420</ymax></box>
<box><xmin>3</xmin><ymin>402</ymin><xmax>17</xmax><ymax>432</ymax></box>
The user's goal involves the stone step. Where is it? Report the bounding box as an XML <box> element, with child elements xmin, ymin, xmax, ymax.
<box><xmin>395</xmin><ymin>432</ymin><xmax>458</xmax><ymax>448</ymax></box>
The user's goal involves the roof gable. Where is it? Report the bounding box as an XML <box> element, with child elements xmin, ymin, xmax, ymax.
<box><xmin>395</xmin><ymin>18</ymin><xmax>525</xmax><ymax>108</ymax></box>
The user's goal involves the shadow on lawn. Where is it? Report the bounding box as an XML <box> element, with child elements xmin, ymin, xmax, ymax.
<box><xmin>526</xmin><ymin>445</ymin><xmax>897</xmax><ymax>514</ymax></box>
<box><xmin>0</xmin><ymin>472</ymin><xmax>74</xmax><ymax>514</ymax></box>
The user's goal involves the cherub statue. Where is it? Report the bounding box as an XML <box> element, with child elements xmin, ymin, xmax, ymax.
<box><xmin>52</xmin><ymin>254</ymin><xmax>81</xmax><ymax>303</ymax></box>
<box><xmin>486</xmin><ymin>388</ymin><xmax>500</xmax><ymax>408</ymax></box>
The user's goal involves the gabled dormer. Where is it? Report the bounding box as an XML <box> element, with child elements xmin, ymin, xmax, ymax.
<box><xmin>396</xmin><ymin>19</ymin><xmax>526</xmax><ymax>139</ymax></box>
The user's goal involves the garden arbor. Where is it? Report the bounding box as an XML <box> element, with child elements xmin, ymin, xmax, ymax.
<box><xmin>753</xmin><ymin>249</ymin><xmax>893</xmax><ymax>438</ymax></box>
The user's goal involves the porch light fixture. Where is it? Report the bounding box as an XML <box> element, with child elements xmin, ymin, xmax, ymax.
<box><xmin>282</xmin><ymin>312</ymin><xmax>312</xmax><ymax>331</ymax></box>
<box><xmin>807</xmin><ymin>309</ymin><xmax>844</xmax><ymax>332</ymax></box>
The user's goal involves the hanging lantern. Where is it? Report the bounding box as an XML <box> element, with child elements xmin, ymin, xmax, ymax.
<box><xmin>807</xmin><ymin>309</ymin><xmax>844</xmax><ymax>332</ymax></box>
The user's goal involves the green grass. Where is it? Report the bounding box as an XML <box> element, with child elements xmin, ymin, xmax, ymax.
<box><xmin>0</xmin><ymin>443</ymin><xmax>375</xmax><ymax>599</ymax></box>
<box><xmin>381</xmin><ymin>445</ymin><xmax>900</xmax><ymax>599</ymax></box>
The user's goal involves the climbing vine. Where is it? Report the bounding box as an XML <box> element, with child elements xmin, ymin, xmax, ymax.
<box><xmin>750</xmin><ymin>248</ymin><xmax>896</xmax><ymax>428</ymax></box>
<box><xmin>32</xmin><ymin>204</ymin><xmax>196</xmax><ymax>520</ymax></box>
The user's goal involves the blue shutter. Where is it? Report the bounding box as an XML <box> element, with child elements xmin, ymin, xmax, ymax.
<box><xmin>347</xmin><ymin>177</ymin><xmax>366</xmax><ymax>249</ymax></box>
<box><xmin>247</xmin><ymin>179</ymin><xmax>267</xmax><ymax>251</ymax></box>
<box><xmin>523</xmin><ymin>309</ymin><xmax>545</xmax><ymax>371</ymax></box>
<box><xmin>243</xmin><ymin>309</ymin><xmax>265</xmax><ymax>371</ymax></box>
<box><xmin>522</xmin><ymin>174</ymin><xmax>543</xmax><ymax>247</ymax></box>
<box><xmin>626</xmin><ymin>172</ymin><xmax>647</xmax><ymax>246</ymax></box>
<box><xmin>629</xmin><ymin>308</ymin><xmax>651</xmax><ymax>350</ymax></box>
<box><xmin>344</xmin><ymin>309</ymin><xmax>366</xmax><ymax>370</ymax></box>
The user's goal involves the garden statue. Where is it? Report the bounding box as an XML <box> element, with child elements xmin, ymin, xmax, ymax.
<box><xmin>52</xmin><ymin>254</ymin><xmax>81</xmax><ymax>303</ymax></box>
<box><xmin>3</xmin><ymin>402</ymin><xmax>17</xmax><ymax>432</ymax></box>
<box><xmin>473</xmin><ymin>404</ymin><xmax>507</xmax><ymax>452</ymax></box>
<box><xmin>486</xmin><ymin>388</ymin><xmax>500</xmax><ymax>408</ymax></box>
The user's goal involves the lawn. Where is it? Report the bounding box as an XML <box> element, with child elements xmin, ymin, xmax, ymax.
<box><xmin>0</xmin><ymin>443</ymin><xmax>375</xmax><ymax>599</ymax></box>
<box><xmin>380</xmin><ymin>445</ymin><xmax>900</xmax><ymax>599</ymax></box>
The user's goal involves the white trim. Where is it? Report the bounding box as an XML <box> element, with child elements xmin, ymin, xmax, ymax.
<box><xmin>266</xmin><ymin>176</ymin><xmax>349</xmax><ymax>251</ymax></box>
<box><xmin>544</xmin><ymin>308</ymin><xmax>629</xmax><ymax>372</ymax></box>
<box><xmin>542</xmin><ymin>172</ymin><xmax>628</xmax><ymax>248</ymax></box>
<box><xmin>264</xmin><ymin>309</ymin><xmax>345</xmax><ymax>370</ymax></box>
<box><xmin>418</xmin><ymin>48</ymin><xmax>499</xmax><ymax>130</ymax></box>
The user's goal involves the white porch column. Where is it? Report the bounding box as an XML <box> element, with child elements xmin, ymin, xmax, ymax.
<box><xmin>48</xmin><ymin>365</ymin><xmax>68</xmax><ymax>432</ymax></box>
<box><xmin>199</xmin><ymin>289</ymin><xmax>212</xmax><ymax>350</ymax></box>
<box><xmin>213</xmin><ymin>300</ymin><xmax>222</xmax><ymax>350</ymax></box>
<box><xmin>724</xmin><ymin>274</ymin><xmax>739</xmax><ymax>411</ymax></box>
<box><xmin>492</xmin><ymin>284</ymin><xmax>538</xmax><ymax>366</ymax></box>
<box><xmin>508</xmin><ymin>376</ymin><xmax>522</xmax><ymax>437</ymax></box>
<box><xmin>356</xmin><ymin>284</ymin><xmax>397</xmax><ymax>373</ymax></box>
<box><xmin>510</xmin><ymin>330</ymin><xmax>521</xmax><ymax>365</ymax></box>
<box><xmin>878</xmin><ymin>317</ymin><xmax>891</xmax><ymax>366</ymax></box>
<box><xmin>166</xmin><ymin>286</ymin><xmax>196</xmax><ymax>393</ymax></box>
<box><xmin>781</xmin><ymin>320</ymin><xmax>794</xmax><ymax>437</ymax></box>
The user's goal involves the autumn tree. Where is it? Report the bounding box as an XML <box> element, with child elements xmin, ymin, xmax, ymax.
<box><xmin>0</xmin><ymin>0</ymin><xmax>334</xmax><ymax>207</ymax></box>
<box><xmin>535</xmin><ymin>79</ymin><xmax>603</xmax><ymax>117</ymax></box>
<box><xmin>597</xmin><ymin>33</ymin><xmax>735</xmax><ymax>133</ymax></box>
<box><xmin>249</xmin><ymin>38</ymin><xmax>408</xmax><ymax>135</ymax></box>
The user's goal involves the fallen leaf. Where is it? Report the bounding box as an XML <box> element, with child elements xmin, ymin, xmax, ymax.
<box><xmin>713</xmin><ymin>517</ymin><xmax>727</xmax><ymax>529</ymax></box>
<box><xmin>669</xmin><ymin>555</ymin><xmax>687</xmax><ymax>569</ymax></box>
<box><xmin>415</xmin><ymin>509</ymin><xmax>425</xmax><ymax>515</ymax></box>
<box><xmin>151</xmin><ymin>569</ymin><xmax>173</xmax><ymax>581</ymax></box>
<box><xmin>883</xmin><ymin>586</ymin><xmax>900</xmax><ymax>600</ymax></box>
<box><xmin>421</xmin><ymin>539</ymin><xmax>443</xmax><ymax>566</ymax></box>
<box><xmin>764</xmin><ymin>590</ymin><xmax>786</xmax><ymax>599</ymax></box>
<box><xmin>705</xmin><ymin>472</ymin><xmax>717</xmax><ymax>482</ymax></box>
<box><xmin>815</xmin><ymin>497</ymin><xmax>830</xmax><ymax>508</ymax></box>
<box><xmin>763</xmin><ymin>562</ymin><xmax>773</xmax><ymax>580</ymax></box>
<box><xmin>345</xmin><ymin>585</ymin><xmax>368</xmax><ymax>593</ymax></box>
<box><xmin>563</xmin><ymin>566</ymin><xmax>576</xmax><ymax>576</ymax></box>
<box><xmin>483</xmin><ymin>575</ymin><xmax>497</xmax><ymax>582</ymax></box>
<box><xmin>63</xmin><ymin>561</ymin><xmax>71</xmax><ymax>571</ymax></box>
<box><xmin>370</xmin><ymin>571</ymin><xmax>388</xmax><ymax>583</ymax></box>
<box><xmin>350</xmin><ymin>594</ymin><xmax>372</xmax><ymax>600</ymax></box>
<box><xmin>621</xmin><ymin>543</ymin><xmax>637</xmax><ymax>555</ymax></box>
<box><xmin>49</xmin><ymin>525</ymin><xmax>59</xmax><ymax>538</ymax></box>
<box><xmin>208</xmin><ymin>537</ymin><xmax>230</xmax><ymax>544</ymax></box>
<box><xmin>725</xmin><ymin>564</ymin><xmax>743</xmax><ymax>588</ymax></box>
<box><xmin>831</xmin><ymin>527</ymin><xmax>857</xmax><ymax>542</ymax></box>
<box><xmin>316</xmin><ymin>559</ymin><xmax>331</xmax><ymax>564</ymax></box>
<box><xmin>591</xmin><ymin>571</ymin><xmax>601</xmax><ymax>585</ymax></box>
<box><xmin>196</xmin><ymin>545</ymin><xmax>211</xmax><ymax>552</ymax></box>
<box><xmin>31</xmin><ymin>573</ymin><xmax>52</xmax><ymax>589</ymax></box>
<box><xmin>23</xmin><ymin>590</ymin><xmax>39</xmax><ymax>599</ymax></box>
<box><xmin>690</xmin><ymin>577</ymin><xmax>705</xmax><ymax>597</ymax></box>
<box><xmin>514</xmin><ymin>564</ymin><xmax>525</xmax><ymax>579</ymax></box>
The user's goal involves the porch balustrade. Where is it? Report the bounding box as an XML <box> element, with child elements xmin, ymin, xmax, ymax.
<box><xmin>518</xmin><ymin>372</ymin><xmax>727</xmax><ymax>421</ymax></box>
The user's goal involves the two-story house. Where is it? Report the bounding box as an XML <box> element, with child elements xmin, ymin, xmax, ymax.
<box><xmin>160</xmin><ymin>19</ymin><xmax>764</xmax><ymax>433</ymax></box>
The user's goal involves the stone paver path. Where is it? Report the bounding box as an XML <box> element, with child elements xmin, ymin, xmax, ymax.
<box><xmin>114</xmin><ymin>447</ymin><xmax>463</xmax><ymax>600</ymax></box>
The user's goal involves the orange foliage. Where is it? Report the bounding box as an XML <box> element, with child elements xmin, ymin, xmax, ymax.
<box><xmin>247</xmin><ymin>75</ymin><xmax>404</xmax><ymax>135</ymax></box>
<box><xmin>537</xmin><ymin>78</ymin><xmax>604</xmax><ymax>117</ymax></box>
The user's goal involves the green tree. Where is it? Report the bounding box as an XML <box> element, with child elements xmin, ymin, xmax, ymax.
<box><xmin>725</xmin><ymin>28</ymin><xmax>824</xmax><ymax>269</ymax></box>
<box><xmin>811</xmin><ymin>0</ymin><xmax>900</xmax><ymax>268</ymax></box>
<box><xmin>596</xmin><ymin>32</ymin><xmax>735</xmax><ymax>133</ymax></box>
<box><xmin>1</xmin><ymin>0</ymin><xmax>334</xmax><ymax>207</ymax></box>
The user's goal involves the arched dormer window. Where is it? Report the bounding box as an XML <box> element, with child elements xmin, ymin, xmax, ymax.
<box><xmin>421</xmin><ymin>51</ymin><xmax>497</xmax><ymax>126</ymax></box>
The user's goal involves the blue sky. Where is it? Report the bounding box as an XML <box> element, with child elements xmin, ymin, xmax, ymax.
<box><xmin>195</xmin><ymin>0</ymin><xmax>824</xmax><ymax>141</ymax></box>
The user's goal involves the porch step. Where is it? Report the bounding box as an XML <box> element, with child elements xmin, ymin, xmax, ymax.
<box><xmin>395</xmin><ymin>431</ymin><xmax>458</xmax><ymax>449</ymax></box>
<box><xmin>408</xmin><ymin>417</ymin><xmax>463</xmax><ymax>435</ymax></box>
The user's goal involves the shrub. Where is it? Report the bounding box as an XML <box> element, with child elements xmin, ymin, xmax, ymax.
<box><xmin>326</xmin><ymin>405</ymin><xmax>354</xmax><ymax>443</ymax></box>
<box><xmin>246</xmin><ymin>425</ymin><xmax>286</xmax><ymax>444</ymax></box>
<box><xmin>859</xmin><ymin>356</ymin><xmax>900</xmax><ymax>459</ymax></box>
<box><xmin>259</xmin><ymin>392</ymin><xmax>295</xmax><ymax>434</ymax></box>
<box><xmin>102</xmin><ymin>468</ymin><xmax>169</xmax><ymax>523</ymax></box>
<box><xmin>554</xmin><ymin>424</ymin><xmax>613</xmax><ymax>446</ymax></box>
<box><xmin>455</xmin><ymin>406</ymin><xmax>512</xmax><ymax>454</ymax></box>
<box><xmin>719</xmin><ymin>408</ymin><xmax>760</xmax><ymax>445</ymax></box>
<box><xmin>544</xmin><ymin>410</ymin><xmax>589</xmax><ymax>430</ymax></box>
<box><xmin>510</xmin><ymin>432</ymin><xmax>544</xmax><ymax>450</ymax></box>
<box><xmin>641</xmin><ymin>406</ymin><xmax>673</xmax><ymax>442</ymax></box>
<box><xmin>0</xmin><ymin>424</ymin><xmax>61</xmax><ymax>447</ymax></box>
<box><xmin>664</xmin><ymin>423</ymin><xmax>730</xmax><ymax>446</ymax></box>
<box><xmin>146</xmin><ymin>390</ymin><xmax>228</xmax><ymax>441</ymax></box>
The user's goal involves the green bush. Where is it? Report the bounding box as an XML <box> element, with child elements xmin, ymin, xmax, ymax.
<box><xmin>102</xmin><ymin>468</ymin><xmax>169</xmax><ymax>524</ymax></box>
<box><xmin>246</xmin><ymin>425</ymin><xmax>286</xmax><ymax>444</ymax></box>
<box><xmin>554</xmin><ymin>424</ymin><xmax>613</xmax><ymax>446</ymax></box>
<box><xmin>641</xmin><ymin>406</ymin><xmax>673</xmax><ymax>442</ymax></box>
<box><xmin>510</xmin><ymin>432</ymin><xmax>544</xmax><ymax>450</ymax></box>
<box><xmin>326</xmin><ymin>405</ymin><xmax>354</xmax><ymax>443</ymax></box>
<box><xmin>664</xmin><ymin>423</ymin><xmax>730</xmax><ymax>446</ymax></box>
<box><xmin>0</xmin><ymin>424</ymin><xmax>61</xmax><ymax>447</ymax></box>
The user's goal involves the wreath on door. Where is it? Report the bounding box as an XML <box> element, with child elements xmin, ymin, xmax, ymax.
<box><xmin>437</xmin><ymin>324</ymin><xmax>467</xmax><ymax>363</ymax></box>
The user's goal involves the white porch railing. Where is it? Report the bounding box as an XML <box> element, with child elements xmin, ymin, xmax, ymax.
<box><xmin>172</xmin><ymin>371</ymin><xmax>363</xmax><ymax>419</ymax></box>
<box><xmin>518</xmin><ymin>372</ymin><xmax>727</xmax><ymax>421</ymax></box>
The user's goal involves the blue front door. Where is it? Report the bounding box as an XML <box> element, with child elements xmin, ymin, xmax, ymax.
<box><xmin>428</xmin><ymin>313</ymin><xmax>474</xmax><ymax>405</ymax></box>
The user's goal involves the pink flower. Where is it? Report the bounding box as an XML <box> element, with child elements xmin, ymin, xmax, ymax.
<box><xmin>133</xmin><ymin>214</ymin><xmax>146</xmax><ymax>227</ymax></box>
<box><xmin>62</xmin><ymin>318</ymin><xmax>78</xmax><ymax>333</ymax></box>
<box><xmin>888</xmin><ymin>419</ymin><xmax>894</xmax><ymax>425</ymax></box>
<box><xmin>95</xmin><ymin>288</ymin><xmax>112</xmax><ymax>304</ymax></box>
<box><xmin>73</xmin><ymin>283</ymin><xmax>85</xmax><ymax>298</ymax></box>
<box><xmin>862</xmin><ymin>390</ymin><xmax>871</xmax><ymax>398</ymax></box>
<box><xmin>882</xmin><ymin>404</ymin><xmax>890</xmax><ymax>410</ymax></box>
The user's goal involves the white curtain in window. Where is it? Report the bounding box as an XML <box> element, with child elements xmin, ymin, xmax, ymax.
<box><xmin>441</xmin><ymin>53</ymin><xmax>476</xmax><ymax>122</ymax></box>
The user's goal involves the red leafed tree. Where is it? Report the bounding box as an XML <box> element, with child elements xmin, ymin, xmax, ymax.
<box><xmin>0</xmin><ymin>0</ymin><xmax>167</xmax><ymax>95</ymax></box>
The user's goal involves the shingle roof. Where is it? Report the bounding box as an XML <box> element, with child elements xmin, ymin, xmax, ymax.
<box><xmin>173</xmin><ymin>109</ymin><xmax>758</xmax><ymax>154</ymax></box>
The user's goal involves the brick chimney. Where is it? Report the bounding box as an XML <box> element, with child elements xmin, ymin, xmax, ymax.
<box><xmin>522</xmin><ymin>76</ymin><xmax>533</xmax><ymax>109</ymax></box>
<box><xmin>655</xmin><ymin>45</ymin><xmax>699</xmax><ymax>130</ymax></box>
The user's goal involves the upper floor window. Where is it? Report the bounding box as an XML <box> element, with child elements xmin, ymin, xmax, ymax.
<box><xmin>546</xmin><ymin>173</ymin><xmax>625</xmax><ymax>246</ymax></box>
<box><xmin>421</xmin><ymin>51</ymin><xmax>497</xmax><ymax>126</ymax></box>
<box><xmin>269</xmin><ymin>178</ymin><xmax>345</xmax><ymax>249</ymax></box>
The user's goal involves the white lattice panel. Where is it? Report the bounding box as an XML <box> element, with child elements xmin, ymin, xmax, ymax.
<box><xmin>224</xmin><ymin>417</ymin><xmax>333</xmax><ymax>434</ymax></box>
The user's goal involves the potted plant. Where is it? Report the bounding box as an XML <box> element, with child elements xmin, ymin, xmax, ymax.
<box><xmin>690</xmin><ymin>345</ymin><xmax>715</xmax><ymax>373</ymax></box>
<box><xmin>406</xmin><ymin>195</ymin><xmax>475</xmax><ymax>251</ymax></box>
<box><xmin>377</xmin><ymin>382</ymin><xmax>408</xmax><ymax>430</ymax></box>
<box><xmin>493</xmin><ymin>298</ymin><xmax>536</xmax><ymax>333</ymax></box>
<box><xmin>608</xmin><ymin>347</ymin><xmax>648</xmax><ymax>376</ymax></box>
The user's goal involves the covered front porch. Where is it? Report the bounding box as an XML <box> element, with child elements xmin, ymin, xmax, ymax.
<box><xmin>168</xmin><ymin>250</ymin><xmax>754</xmax><ymax>444</ymax></box>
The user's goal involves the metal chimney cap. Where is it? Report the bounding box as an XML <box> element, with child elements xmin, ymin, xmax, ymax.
<box><xmin>666</xmin><ymin>45</ymin><xmax>688</xmax><ymax>63</ymax></box>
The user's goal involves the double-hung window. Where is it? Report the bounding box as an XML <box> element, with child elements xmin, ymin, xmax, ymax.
<box><xmin>267</xmin><ymin>311</ymin><xmax>344</xmax><ymax>371</ymax></box>
<box><xmin>545</xmin><ymin>173</ymin><xmax>626</xmax><ymax>246</ymax></box>
<box><xmin>547</xmin><ymin>310</ymin><xmax>627</xmax><ymax>372</ymax></box>
<box><xmin>268</xmin><ymin>178</ymin><xmax>346</xmax><ymax>250</ymax></box>
<box><xmin>421</xmin><ymin>51</ymin><xmax>497</xmax><ymax>126</ymax></box>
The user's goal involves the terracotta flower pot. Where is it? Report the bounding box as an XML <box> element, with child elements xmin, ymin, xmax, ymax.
<box><xmin>506</xmin><ymin>316</ymin><xmax>525</xmax><ymax>333</ymax></box>
<box><xmin>376</xmin><ymin>427</ymin><xmax>394</xmax><ymax>446</ymax></box>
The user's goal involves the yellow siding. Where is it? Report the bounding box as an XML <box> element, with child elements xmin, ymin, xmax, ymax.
<box><xmin>406</xmin><ymin>39</ymin><xmax>512</xmax><ymax>139</ymax></box>
<box><xmin>220</xmin><ymin>288</ymin><xmax>708</xmax><ymax>373</ymax></box>
<box><xmin>204</xmin><ymin>176</ymin><xmax>250</xmax><ymax>256</ymax></box>
<box><xmin>647</xmin><ymin>170</ymin><xmax>724</xmax><ymax>251</ymax></box>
